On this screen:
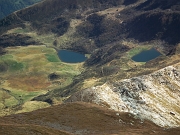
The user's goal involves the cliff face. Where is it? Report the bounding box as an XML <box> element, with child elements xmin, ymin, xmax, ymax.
<box><xmin>67</xmin><ymin>62</ymin><xmax>180</xmax><ymax>127</ymax></box>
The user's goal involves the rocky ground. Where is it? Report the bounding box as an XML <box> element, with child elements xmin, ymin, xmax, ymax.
<box><xmin>67</xmin><ymin>61</ymin><xmax>180</xmax><ymax>127</ymax></box>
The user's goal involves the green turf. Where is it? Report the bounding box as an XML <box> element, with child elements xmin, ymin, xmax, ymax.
<box><xmin>8</xmin><ymin>61</ymin><xmax>24</xmax><ymax>71</ymax></box>
<box><xmin>0</xmin><ymin>45</ymin><xmax>82</xmax><ymax>115</ymax></box>
<box><xmin>13</xmin><ymin>27</ymin><xmax>30</xmax><ymax>33</ymax></box>
<box><xmin>0</xmin><ymin>54</ymin><xmax>13</xmax><ymax>60</ymax></box>
<box><xmin>4</xmin><ymin>96</ymin><xmax>19</xmax><ymax>107</ymax></box>
<box><xmin>0</xmin><ymin>55</ymin><xmax>24</xmax><ymax>72</ymax></box>
<box><xmin>11</xmin><ymin>91</ymin><xmax>42</xmax><ymax>103</ymax></box>
<box><xmin>45</xmin><ymin>54</ymin><xmax>60</xmax><ymax>62</ymax></box>
<box><xmin>127</xmin><ymin>46</ymin><xmax>151</xmax><ymax>58</ymax></box>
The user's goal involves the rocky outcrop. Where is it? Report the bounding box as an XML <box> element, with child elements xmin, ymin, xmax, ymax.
<box><xmin>67</xmin><ymin>62</ymin><xmax>180</xmax><ymax>127</ymax></box>
<box><xmin>66</xmin><ymin>83</ymin><xmax>129</xmax><ymax>112</ymax></box>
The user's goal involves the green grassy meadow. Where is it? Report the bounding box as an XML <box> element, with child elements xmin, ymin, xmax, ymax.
<box><xmin>0</xmin><ymin>45</ymin><xmax>82</xmax><ymax>116</ymax></box>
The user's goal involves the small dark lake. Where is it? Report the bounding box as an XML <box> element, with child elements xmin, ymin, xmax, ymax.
<box><xmin>58</xmin><ymin>50</ymin><xmax>87</xmax><ymax>63</ymax></box>
<box><xmin>132</xmin><ymin>48</ymin><xmax>162</xmax><ymax>62</ymax></box>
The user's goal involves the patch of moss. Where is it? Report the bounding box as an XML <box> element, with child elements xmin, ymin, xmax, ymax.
<box><xmin>5</xmin><ymin>60</ymin><xmax>24</xmax><ymax>71</ymax></box>
<box><xmin>21</xmin><ymin>92</ymin><xmax>43</xmax><ymax>102</ymax></box>
<box><xmin>45</xmin><ymin>54</ymin><xmax>60</xmax><ymax>62</ymax></box>
<box><xmin>127</xmin><ymin>46</ymin><xmax>151</xmax><ymax>58</ymax></box>
<box><xmin>11</xmin><ymin>91</ymin><xmax>42</xmax><ymax>103</ymax></box>
<box><xmin>4</xmin><ymin>96</ymin><xmax>19</xmax><ymax>107</ymax></box>
<box><xmin>0</xmin><ymin>54</ymin><xmax>13</xmax><ymax>60</ymax></box>
<box><xmin>0</xmin><ymin>55</ymin><xmax>24</xmax><ymax>72</ymax></box>
<box><xmin>13</xmin><ymin>27</ymin><xmax>30</xmax><ymax>34</ymax></box>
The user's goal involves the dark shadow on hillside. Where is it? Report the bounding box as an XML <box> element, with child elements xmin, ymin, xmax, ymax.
<box><xmin>0</xmin><ymin>34</ymin><xmax>42</xmax><ymax>47</ymax></box>
<box><xmin>124</xmin><ymin>12</ymin><xmax>180</xmax><ymax>45</ymax></box>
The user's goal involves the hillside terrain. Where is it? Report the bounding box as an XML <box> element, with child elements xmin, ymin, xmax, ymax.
<box><xmin>0</xmin><ymin>0</ymin><xmax>180</xmax><ymax>134</ymax></box>
<box><xmin>67</xmin><ymin>62</ymin><xmax>180</xmax><ymax>127</ymax></box>
<box><xmin>0</xmin><ymin>102</ymin><xmax>180</xmax><ymax>135</ymax></box>
<box><xmin>0</xmin><ymin>0</ymin><xmax>42</xmax><ymax>20</ymax></box>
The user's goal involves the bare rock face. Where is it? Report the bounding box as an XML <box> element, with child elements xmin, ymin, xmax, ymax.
<box><xmin>114</xmin><ymin>63</ymin><xmax>180</xmax><ymax>127</ymax></box>
<box><xmin>67</xmin><ymin>62</ymin><xmax>180</xmax><ymax>127</ymax></box>
<box><xmin>66</xmin><ymin>83</ymin><xmax>129</xmax><ymax>112</ymax></box>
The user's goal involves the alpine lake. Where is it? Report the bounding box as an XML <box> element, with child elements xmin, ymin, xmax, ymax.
<box><xmin>132</xmin><ymin>48</ymin><xmax>162</xmax><ymax>62</ymax></box>
<box><xmin>58</xmin><ymin>50</ymin><xmax>87</xmax><ymax>63</ymax></box>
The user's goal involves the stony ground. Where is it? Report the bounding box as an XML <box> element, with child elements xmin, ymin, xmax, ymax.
<box><xmin>67</xmin><ymin>61</ymin><xmax>180</xmax><ymax>127</ymax></box>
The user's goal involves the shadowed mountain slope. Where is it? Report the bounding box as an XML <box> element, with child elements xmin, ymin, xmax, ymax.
<box><xmin>0</xmin><ymin>0</ymin><xmax>42</xmax><ymax>20</ymax></box>
<box><xmin>136</xmin><ymin>0</ymin><xmax>180</xmax><ymax>11</ymax></box>
<box><xmin>118</xmin><ymin>0</ymin><xmax>180</xmax><ymax>44</ymax></box>
<box><xmin>0</xmin><ymin>0</ymin><xmax>125</xmax><ymax>34</ymax></box>
<box><xmin>0</xmin><ymin>0</ymin><xmax>179</xmax><ymax>48</ymax></box>
<box><xmin>124</xmin><ymin>11</ymin><xmax>180</xmax><ymax>44</ymax></box>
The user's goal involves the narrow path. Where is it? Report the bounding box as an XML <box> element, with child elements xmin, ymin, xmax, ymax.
<box><xmin>0</xmin><ymin>88</ymin><xmax>23</xmax><ymax>107</ymax></box>
<box><xmin>13</xmin><ymin>12</ymin><xmax>26</xmax><ymax>23</ymax></box>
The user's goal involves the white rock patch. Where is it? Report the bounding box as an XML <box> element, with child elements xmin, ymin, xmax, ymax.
<box><xmin>67</xmin><ymin>63</ymin><xmax>180</xmax><ymax>127</ymax></box>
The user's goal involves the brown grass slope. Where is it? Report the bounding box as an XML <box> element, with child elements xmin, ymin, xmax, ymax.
<box><xmin>0</xmin><ymin>102</ymin><xmax>180</xmax><ymax>135</ymax></box>
<box><xmin>0</xmin><ymin>124</ymin><xmax>72</xmax><ymax>135</ymax></box>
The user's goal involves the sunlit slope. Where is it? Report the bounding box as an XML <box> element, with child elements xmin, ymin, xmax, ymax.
<box><xmin>0</xmin><ymin>45</ymin><xmax>82</xmax><ymax>116</ymax></box>
<box><xmin>67</xmin><ymin>61</ymin><xmax>180</xmax><ymax>127</ymax></box>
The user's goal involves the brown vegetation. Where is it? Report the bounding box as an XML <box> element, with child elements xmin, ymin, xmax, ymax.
<box><xmin>0</xmin><ymin>102</ymin><xmax>180</xmax><ymax>135</ymax></box>
<box><xmin>8</xmin><ymin>74</ymin><xmax>51</xmax><ymax>91</ymax></box>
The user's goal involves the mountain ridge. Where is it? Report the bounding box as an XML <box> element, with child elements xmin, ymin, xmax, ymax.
<box><xmin>67</xmin><ymin>61</ymin><xmax>180</xmax><ymax>127</ymax></box>
<box><xmin>1</xmin><ymin>102</ymin><xmax>180</xmax><ymax>135</ymax></box>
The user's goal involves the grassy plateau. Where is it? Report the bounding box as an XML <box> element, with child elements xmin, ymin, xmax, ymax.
<box><xmin>0</xmin><ymin>45</ymin><xmax>82</xmax><ymax>116</ymax></box>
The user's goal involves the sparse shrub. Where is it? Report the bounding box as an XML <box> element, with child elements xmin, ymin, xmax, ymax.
<box><xmin>0</xmin><ymin>62</ymin><xmax>8</xmax><ymax>72</ymax></box>
<box><xmin>48</xmin><ymin>73</ymin><xmax>60</xmax><ymax>81</ymax></box>
<box><xmin>53</xmin><ymin>40</ymin><xmax>58</xmax><ymax>46</ymax></box>
<box><xmin>51</xmin><ymin>17</ymin><xmax>70</xmax><ymax>36</ymax></box>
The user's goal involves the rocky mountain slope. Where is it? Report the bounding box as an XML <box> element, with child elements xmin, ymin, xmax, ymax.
<box><xmin>67</xmin><ymin>62</ymin><xmax>180</xmax><ymax>127</ymax></box>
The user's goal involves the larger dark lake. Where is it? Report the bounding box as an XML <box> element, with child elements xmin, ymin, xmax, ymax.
<box><xmin>58</xmin><ymin>50</ymin><xmax>87</xmax><ymax>63</ymax></box>
<box><xmin>132</xmin><ymin>48</ymin><xmax>162</xmax><ymax>62</ymax></box>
